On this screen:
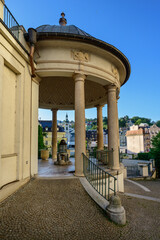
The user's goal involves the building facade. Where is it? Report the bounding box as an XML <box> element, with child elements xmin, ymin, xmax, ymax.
<box><xmin>126</xmin><ymin>125</ymin><xmax>150</xmax><ymax>154</ymax></box>
<box><xmin>39</xmin><ymin>120</ymin><xmax>67</xmax><ymax>153</ymax></box>
<box><xmin>149</xmin><ymin>124</ymin><xmax>160</xmax><ymax>147</ymax></box>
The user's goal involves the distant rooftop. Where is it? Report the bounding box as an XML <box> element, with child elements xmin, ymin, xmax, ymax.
<box><xmin>39</xmin><ymin>120</ymin><xmax>64</xmax><ymax>132</ymax></box>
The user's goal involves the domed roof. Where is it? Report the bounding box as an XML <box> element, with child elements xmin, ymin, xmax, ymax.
<box><xmin>36</xmin><ymin>25</ymin><xmax>92</xmax><ymax>37</ymax></box>
<box><xmin>25</xmin><ymin>13</ymin><xmax>131</xmax><ymax>85</ymax></box>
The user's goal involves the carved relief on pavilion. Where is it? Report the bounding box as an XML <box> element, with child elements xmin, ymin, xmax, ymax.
<box><xmin>72</xmin><ymin>50</ymin><xmax>89</xmax><ymax>62</ymax></box>
<box><xmin>111</xmin><ymin>64</ymin><xmax>119</xmax><ymax>80</ymax></box>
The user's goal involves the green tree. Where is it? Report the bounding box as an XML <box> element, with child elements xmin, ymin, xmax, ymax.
<box><xmin>131</xmin><ymin>116</ymin><xmax>151</xmax><ymax>125</ymax></box>
<box><xmin>119</xmin><ymin>118</ymin><xmax>126</xmax><ymax>128</ymax></box>
<box><xmin>135</xmin><ymin>119</ymin><xmax>142</xmax><ymax>125</ymax></box>
<box><xmin>103</xmin><ymin>117</ymin><xmax>108</xmax><ymax>125</ymax></box>
<box><xmin>156</xmin><ymin>120</ymin><xmax>160</xmax><ymax>128</ymax></box>
<box><xmin>103</xmin><ymin>117</ymin><xmax>108</xmax><ymax>129</ymax></box>
<box><xmin>38</xmin><ymin>125</ymin><xmax>45</xmax><ymax>157</ymax></box>
<box><xmin>137</xmin><ymin>152</ymin><xmax>150</xmax><ymax>160</ymax></box>
<box><xmin>150</xmin><ymin>132</ymin><xmax>160</xmax><ymax>178</ymax></box>
<box><xmin>103</xmin><ymin>124</ymin><xmax>107</xmax><ymax>129</ymax></box>
<box><xmin>124</xmin><ymin>115</ymin><xmax>129</xmax><ymax>121</ymax></box>
<box><xmin>91</xmin><ymin>124</ymin><xmax>97</xmax><ymax>130</ymax></box>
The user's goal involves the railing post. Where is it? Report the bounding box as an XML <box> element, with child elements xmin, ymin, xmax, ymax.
<box><xmin>105</xmin><ymin>173</ymin><xmax>106</xmax><ymax>199</ymax></box>
<box><xmin>83</xmin><ymin>154</ymin><xmax>84</xmax><ymax>175</ymax></box>
<box><xmin>114</xmin><ymin>179</ymin><xmax>116</xmax><ymax>195</ymax></box>
<box><xmin>108</xmin><ymin>176</ymin><xmax>110</xmax><ymax>200</ymax></box>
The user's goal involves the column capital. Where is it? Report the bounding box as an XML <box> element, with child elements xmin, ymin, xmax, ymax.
<box><xmin>73</xmin><ymin>72</ymin><xmax>86</xmax><ymax>82</ymax></box>
<box><xmin>107</xmin><ymin>84</ymin><xmax>117</xmax><ymax>92</ymax></box>
<box><xmin>95</xmin><ymin>104</ymin><xmax>104</xmax><ymax>109</ymax></box>
<box><xmin>103</xmin><ymin>84</ymin><xmax>117</xmax><ymax>92</ymax></box>
<box><xmin>51</xmin><ymin>108</ymin><xmax>58</xmax><ymax>112</ymax></box>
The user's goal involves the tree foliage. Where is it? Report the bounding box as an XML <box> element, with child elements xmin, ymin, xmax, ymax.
<box><xmin>150</xmin><ymin>132</ymin><xmax>160</xmax><ymax>178</ymax></box>
<box><xmin>137</xmin><ymin>152</ymin><xmax>150</xmax><ymax>160</ymax></box>
<box><xmin>135</xmin><ymin>119</ymin><xmax>143</xmax><ymax>125</ymax></box>
<box><xmin>156</xmin><ymin>120</ymin><xmax>160</xmax><ymax>128</ymax></box>
<box><xmin>131</xmin><ymin>116</ymin><xmax>151</xmax><ymax>125</ymax></box>
<box><xmin>38</xmin><ymin>125</ymin><xmax>45</xmax><ymax>157</ymax></box>
<box><xmin>119</xmin><ymin>118</ymin><xmax>126</xmax><ymax>128</ymax></box>
<box><xmin>103</xmin><ymin>117</ymin><xmax>108</xmax><ymax>125</ymax></box>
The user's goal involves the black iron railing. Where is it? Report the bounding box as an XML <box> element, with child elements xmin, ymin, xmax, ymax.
<box><xmin>2</xmin><ymin>2</ymin><xmax>20</xmax><ymax>40</ymax></box>
<box><xmin>88</xmin><ymin>148</ymin><xmax>114</xmax><ymax>166</ymax></box>
<box><xmin>83</xmin><ymin>153</ymin><xmax>117</xmax><ymax>200</ymax></box>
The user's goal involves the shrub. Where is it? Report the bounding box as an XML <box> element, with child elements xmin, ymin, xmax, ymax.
<box><xmin>137</xmin><ymin>152</ymin><xmax>150</xmax><ymax>160</ymax></box>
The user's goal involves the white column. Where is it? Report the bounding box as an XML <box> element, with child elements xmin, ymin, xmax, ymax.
<box><xmin>52</xmin><ymin>109</ymin><xmax>58</xmax><ymax>160</ymax></box>
<box><xmin>0</xmin><ymin>55</ymin><xmax>4</xmax><ymax>187</ymax></box>
<box><xmin>116</xmin><ymin>97</ymin><xmax>120</xmax><ymax>149</ymax></box>
<box><xmin>97</xmin><ymin>105</ymin><xmax>104</xmax><ymax>150</ymax></box>
<box><xmin>0</xmin><ymin>0</ymin><xmax>4</xmax><ymax>21</ymax></box>
<box><xmin>107</xmin><ymin>85</ymin><xmax>119</xmax><ymax>169</ymax></box>
<box><xmin>73</xmin><ymin>73</ymin><xmax>86</xmax><ymax>176</ymax></box>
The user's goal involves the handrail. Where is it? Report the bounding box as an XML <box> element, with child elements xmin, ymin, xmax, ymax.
<box><xmin>83</xmin><ymin>153</ymin><xmax>117</xmax><ymax>200</ymax></box>
<box><xmin>2</xmin><ymin>2</ymin><xmax>20</xmax><ymax>40</ymax></box>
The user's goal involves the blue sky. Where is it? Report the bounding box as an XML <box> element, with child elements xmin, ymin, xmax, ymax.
<box><xmin>6</xmin><ymin>0</ymin><xmax>160</xmax><ymax>121</ymax></box>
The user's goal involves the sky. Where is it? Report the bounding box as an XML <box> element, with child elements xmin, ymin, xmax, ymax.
<box><xmin>5</xmin><ymin>0</ymin><xmax>160</xmax><ymax>122</ymax></box>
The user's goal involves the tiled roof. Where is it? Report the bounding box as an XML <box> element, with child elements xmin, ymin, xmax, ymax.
<box><xmin>126</xmin><ymin>128</ymin><xmax>143</xmax><ymax>136</ymax></box>
<box><xmin>39</xmin><ymin>120</ymin><xmax>64</xmax><ymax>132</ymax></box>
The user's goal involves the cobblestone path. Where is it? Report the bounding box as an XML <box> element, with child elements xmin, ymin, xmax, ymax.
<box><xmin>0</xmin><ymin>178</ymin><xmax>160</xmax><ymax>240</ymax></box>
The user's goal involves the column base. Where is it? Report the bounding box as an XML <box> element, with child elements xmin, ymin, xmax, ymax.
<box><xmin>74</xmin><ymin>172</ymin><xmax>84</xmax><ymax>177</ymax></box>
<box><xmin>111</xmin><ymin>166</ymin><xmax>120</xmax><ymax>171</ymax></box>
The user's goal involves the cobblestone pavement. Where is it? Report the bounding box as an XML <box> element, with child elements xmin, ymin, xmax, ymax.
<box><xmin>124</xmin><ymin>179</ymin><xmax>160</xmax><ymax>198</ymax></box>
<box><xmin>0</xmin><ymin>178</ymin><xmax>160</xmax><ymax>240</ymax></box>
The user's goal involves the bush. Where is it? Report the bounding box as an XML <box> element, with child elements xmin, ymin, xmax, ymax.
<box><xmin>137</xmin><ymin>152</ymin><xmax>150</xmax><ymax>160</ymax></box>
<box><xmin>150</xmin><ymin>132</ymin><xmax>160</xmax><ymax>178</ymax></box>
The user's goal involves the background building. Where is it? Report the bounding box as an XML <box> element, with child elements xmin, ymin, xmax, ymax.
<box><xmin>39</xmin><ymin>120</ymin><xmax>67</xmax><ymax>153</ymax></box>
<box><xmin>126</xmin><ymin>124</ymin><xmax>150</xmax><ymax>154</ymax></box>
<box><xmin>149</xmin><ymin>124</ymin><xmax>160</xmax><ymax>139</ymax></box>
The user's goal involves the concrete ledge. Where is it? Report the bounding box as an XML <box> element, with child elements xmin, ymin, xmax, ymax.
<box><xmin>80</xmin><ymin>177</ymin><xmax>126</xmax><ymax>225</ymax></box>
<box><xmin>0</xmin><ymin>177</ymin><xmax>30</xmax><ymax>203</ymax></box>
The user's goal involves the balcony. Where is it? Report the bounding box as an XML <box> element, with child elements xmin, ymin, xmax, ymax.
<box><xmin>0</xmin><ymin>0</ymin><xmax>20</xmax><ymax>41</ymax></box>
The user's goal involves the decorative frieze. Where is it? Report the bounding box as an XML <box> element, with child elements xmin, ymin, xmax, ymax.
<box><xmin>72</xmin><ymin>50</ymin><xmax>89</xmax><ymax>62</ymax></box>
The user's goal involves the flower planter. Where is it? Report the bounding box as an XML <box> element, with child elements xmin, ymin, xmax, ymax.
<box><xmin>41</xmin><ymin>149</ymin><xmax>49</xmax><ymax>161</ymax></box>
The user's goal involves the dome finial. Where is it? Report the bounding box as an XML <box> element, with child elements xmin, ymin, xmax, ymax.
<box><xmin>59</xmin><ymin>12</ymin><xmax>67</xmax><ymax>26</ymax></box>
